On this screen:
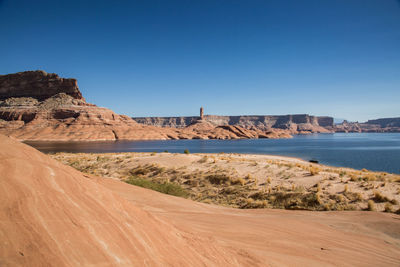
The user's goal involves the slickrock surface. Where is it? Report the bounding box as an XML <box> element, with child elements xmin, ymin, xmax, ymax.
<box><xmin>2</xmin><ymin>135</ymin><xmax>399</xmax><ymax>266</ymax></box>
<box><xmin>103</xmin><ymin>179</ymin><xmax>400</xmax><ymax>266</ymax></box>
<box><xmin>0</xmin><ymin>134</ymin><xmax>248</xmax><ymax>266</ymax></box>
<box><xmin>0</xmin><ymin>71</ymin><xmax>293</xmax><ymax>141</ymax></box>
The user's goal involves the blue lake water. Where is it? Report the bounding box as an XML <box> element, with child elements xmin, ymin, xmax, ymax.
<box><xmin>25</xmin><ymin>133</ymin><xmax>400</xmax><ymax>174</ymax></box>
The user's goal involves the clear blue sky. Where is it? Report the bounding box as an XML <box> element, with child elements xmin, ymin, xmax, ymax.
<box><xmin>1</xmin><ymin>0</ymin><xmax>399</xmax><ymax>121</ymax></box>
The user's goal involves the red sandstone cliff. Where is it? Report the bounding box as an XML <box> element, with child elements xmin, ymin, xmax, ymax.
<box><xmin>0</xmin><ymin>71</ymin><xmax>291</xmax><ymax>141</ymax></box>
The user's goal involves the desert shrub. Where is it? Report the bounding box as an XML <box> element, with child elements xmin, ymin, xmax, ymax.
<box><xmin>362</xmin><ymin>174</ymin><xmax>376</xmax><ymax>182</ymax></box>
<box><xmin>292</xmin><ymin>185</ymin><xmax>305</xmax><ymax>193</ymax></box>
<box><xmin>184</xmin><ymin>149</ymin><xmax>190</xmax><ymax>154</ymax></box>
<box><xmin>344</xmin><ymin>184</ymin><xmax>349</xmax><ymax>193</ymax></box>
<box><xmin>367</xmin><ymin>200</ymin><xmax>376</xmax><ymax>211</ymax></box>
<box><xmin>206</xmin><ymin>174</ymin><xmax>231</xmax><ymax>185</ymax></box>
<box><xmin>349</xmin><ymin>173</ymin><xmax>360</xmax><ymax>181</ymax></box>
<box><xmin>232</xmin><ymin>177</ymin><xmax>246</xmax><ymax>186</ymax></box>
<box><xmin>384</xmin><ymin>203</ymin><xmax>393</xmax><ymax>213</ymax></box>
<box><xmin>129</xmin><ymin>164</ymin><xmax>165</xmax><ymax>176</ymax></box>
<box><xmin>309</xmin><ymin>166</ymin><xmax>320</xmax><ymax>176</ymax></box>
<box><xmin>316</xmin><ymin>183</ymin><xmax>321</xmax><ymax>192</ymax></box>
<box><xmin>198</xmin><ymin>156</ymin><xmax>208</xmax><ymax>163</ymax></box>
<box><xmin>373</xmin><ymin>191</ymin><xmax>390</xmax><ymax>202</ymax></box>
<box><xmin>241</xmin><ymin>199</ymin><xmax>268</xmax><ymax>209</ymax></box>
<box><xmin>96</xmin><ymin>156</ymin><xmax>109</xmax><ymax>162</ymax></box>
<box><xmin>344</xmin><ymin>191</ymin><xmax>363</xmax><ymax>202</ymax></box>
<box><xmin>125</xmin><ymin>177</ymin><xmax>188</xmax><ymax>197</ymax></box>
<box><xmin>129</xmin><ymin>165</ymin><xmax>151</xmax><ymax>176</ymax></box>
<box><xmin>249</xmin><ymin>191</ymin><xmax>268</xmax><ymax>201</ymax></box>
<box><xmin>267</xmin><ymin>192</ymin><xmax>323</xmax><ymax>210</ymax></box>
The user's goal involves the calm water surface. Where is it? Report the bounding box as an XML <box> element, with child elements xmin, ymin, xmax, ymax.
<box><xmin>25</xmin><ymin>133</ymin><xmax>400</xmax><ymax>174</ymax></box>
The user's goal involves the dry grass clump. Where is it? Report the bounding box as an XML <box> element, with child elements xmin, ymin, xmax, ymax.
<box><xmin>206</xmin><ymin>173</ymin><xmax>232</xmax><ymax>185</ymax></box>
<box><xmin>198</xmin><ymin>156</ymin><xmax>208</xmax><ymax>163</ymax></box>
<box><xmin>130</xmin><ymin>164</ymin><xmax>166</xmax><ymax>176</ymax></box>
<box><xmin>245</xmin><ymin>189</ymin><xmax>324</xmax><ymax>210</ymax></box>
<box><xmin>384</xmin><ymin>203</ymin><xmax>393</xmax><ymax>213</ymax></box>
<box><xmin>367</xmin><ymin>200</ymin><xmax>376</xmax><ymax>211</ymax></box>
<box><xmin>309</xmin><ymin>166</ymin><xmax>320</xmax><ymax>176</ymax></box>
<box><xmin>344</xmin><ymin>191</ymin><xmax>363</xmax><ymax>202</ymax></box>
<box><xmin>373</xmin><ymin>191</ymin><xmax>390</xmax><ymax>203</ymax></box>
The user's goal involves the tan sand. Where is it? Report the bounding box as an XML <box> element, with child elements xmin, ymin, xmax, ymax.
<box><xmin>53</xmin><ymin>152</ymin><xmax>400</xmax><ymax>212</ymax></box>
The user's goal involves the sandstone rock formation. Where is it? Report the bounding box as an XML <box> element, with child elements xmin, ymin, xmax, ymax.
<box><xmin>0</xmin><ymin>70</ymin><xmax>83</xmax><ymax>100</ymax></box>
<box><xmin>366</xmin><ymin>117</ymin><xmax>400</xmax><ymax>128</ymax></box>
<box><xmin>180</xmin><ymin>120</ymin><xmax>292</xmax><ymax>139</ymax></box>
<box><xmin>134</xmin><ymin>114</ymin><xmax>334</xmax><ymax>134</ymax></box>
<box><xmin>334</xmin><ymin>118</ymin><xmax>400</xmax><ymax>133</ymax></box>
<box><xmin>134</xmin><ymin>114</ymin><xmax>400</xmax><ymax>134</ymax></box>
<box><xmin>0</xmin><ymin>71</ymin><xmax>293</xmax><ymax>141</ymax></box>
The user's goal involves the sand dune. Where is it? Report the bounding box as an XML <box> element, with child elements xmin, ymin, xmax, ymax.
<box><xmin>1</xmin><ymin>134</ymin><xmax>400</xmax><ymax>266</ymax></box>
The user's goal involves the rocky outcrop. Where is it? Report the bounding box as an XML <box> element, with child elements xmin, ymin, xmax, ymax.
<box><xmin>334</xmin><ymin>118</ymin><xmax>400</xmax><ymax>133</ymax></box>
<box><xmin>365</xmin><ymin>117</ymin><xmax>400</xmax><ymax>128</ymax></box>
<box><xmin>0</xmin><ymin>70</ymin><xmax>83</xmax><ymax>100</ymax></box>
<box><xmin>179</xmin><ymin>120</ymin><xmax>292</xmax><ymax>139</ymax></box>
<box><xmin>133</xmin><ymin>114</ymin><xmax>334</xmax><ymax>134</ymax></box>
<box><xmin>0</xmin><ymin>92</ymin><xmax>176</xmax><ymax>141</ymax></box>
<box><xmin>0</xmin><ymin>71</ymin><xmax>293</xmax><ymax>141</ymax></box>
<box><xmin>133</xmin><ymin>116</ymin><xmax>200</xmax><ymax>128</ymax></box>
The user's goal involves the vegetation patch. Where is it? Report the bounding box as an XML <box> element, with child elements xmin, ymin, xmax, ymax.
<box><xmin>51</xmin><ymin>152</ymin><xmax>400</xmax><ymax>213</ymax></box>
<box><xmin>125</xmin><ymin>177</ymin><xmax>189</xmax><ymax>198</ymax></box>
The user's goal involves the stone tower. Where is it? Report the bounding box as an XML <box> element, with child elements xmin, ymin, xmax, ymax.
<box><xmin>200</xmin><ymin>107</ymin><xmax>204</xmax><ymax>120</ymax></box>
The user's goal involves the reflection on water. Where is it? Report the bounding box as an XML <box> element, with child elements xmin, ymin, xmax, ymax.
<box><xmin>25</xmin><ymin>133</ymin><xmax>400</xmax><ymax>174</ymax></box>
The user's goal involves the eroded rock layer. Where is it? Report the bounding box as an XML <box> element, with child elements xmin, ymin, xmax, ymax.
<box><xmin>334</xmin><ymin>118</ymin><xmax>400</xmax><ymax>133</ymax></box>
<box><xmin>0</xmin><ymin>71</ymin><xmax>292</xmax><ymax>141</ymax></box>
<box><xmin>133</xmin><ymin>114</ymin><xmax>334</xmax><ymax>134</ymax></box>
<box><xmin>0</xmin><ymin>70</ymin><xmax>83</xmax><ymax>100</ymax></box>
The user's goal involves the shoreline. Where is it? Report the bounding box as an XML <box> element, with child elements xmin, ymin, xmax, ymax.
<box><xmin>18</xmin><ymin>131</ymin><xmax>400</xmax><ymax>143</ymax></box>
<box><xmin>52</xmin><ymin>150</ymin><xmax>400</xmax><ymax>213</ymax></box>
<box><xmin>24</xmin><ymin>132</ymin><xmax>400</xmax><ymax>174</ymax></box>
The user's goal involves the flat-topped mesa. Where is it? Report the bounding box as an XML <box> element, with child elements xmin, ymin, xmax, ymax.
<box><xmin>133</xmin><ymin>114</ymin><xmax>335</xmax><ymax>133</ymax></box>
<box><xmin>365</xmin><ymin>117</ymin><xmax>400</xmax><ymax>128</ymax></box>
<box><xmin>0</xmin><ymin>70</ymin><xmax>84</xmax><ymax>101</ymax></box>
